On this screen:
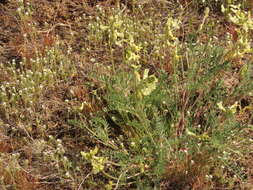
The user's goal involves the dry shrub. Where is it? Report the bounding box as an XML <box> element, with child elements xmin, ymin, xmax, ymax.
<box><xmin>0</xmin><ymin>159</ymin><xmax>39</xmax><ymax>190</ymax></box>
<box><xmin>162</xmin><ymin>151</ymin><xmax>212</xmax><ymax>190</ymax></box>
<box><xmin>0</xmin><ymin>141</ymin><xmax>13</xmax><ymax>153</ymax></box>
